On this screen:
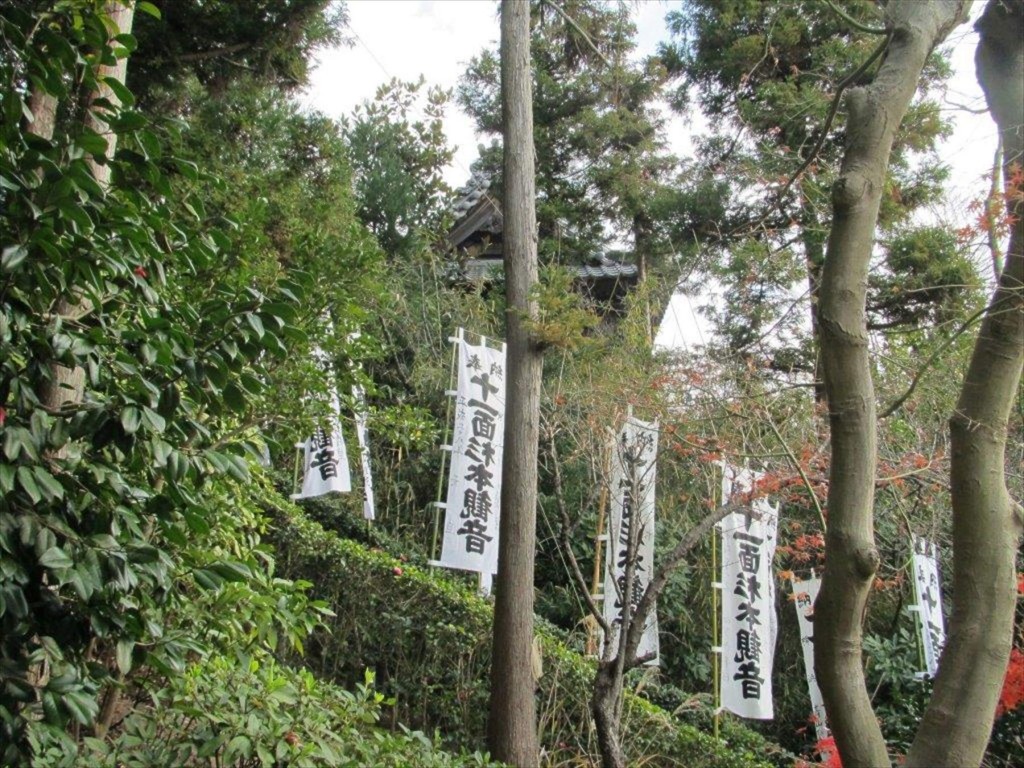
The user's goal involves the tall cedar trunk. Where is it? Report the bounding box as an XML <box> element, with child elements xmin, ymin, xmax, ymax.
<box><xmin>40</xmin><ymin>2</ymin><xmax>135</xmax><ymax>417</ymax></box>
<box><xmin>813</xmin><ymin>3</ymin><xmax>969</xmax><ymax>767</ymax></box>
<box><xmin>906</xmin><ymin>2</ymin><xmax>1024</xmax><ymax>765</ymax></box>
<box><xmin>487</xmin><ymin>1</ymin><xmax>541</xmax><ymax>765</ymax></box>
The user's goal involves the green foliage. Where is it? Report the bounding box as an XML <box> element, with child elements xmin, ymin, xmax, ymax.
<box><xmin>989</xmin><ymin>704</ymin><xmax>1024</xmax><ymax>768</ymax></box>
<box><xmin>344</xmin><ymin>78</ymin><xmax>455</xmax><ymax>260</ymax></box>
<box><xmin>0</xmin><ymin>4</ymin><xmax>401</xmax><ymax>762</ymax></box>
<box><xmin>524</xmin><ymin>266</ymin><xmax>599</xmax><ymax>351</ymax></box>
<box><xmin>131</xmin><ymin>0</ymin><xmax>349</xmax><ymax>107</ymax></box>
<box><xmin>269</xmin><ymin>499</ymin><xmax>792</xmax><ymax>768</ymax></box>
<box><xmin>28</xmin><ymin>656</ymin><xmax>498</xmax><ymax>768</ymax></box>
<box><xmin>863</xmin><ymin>628</ymin><xmax>934</xmax><ymax>762</ymax></box>
<box><xmin>870</xmin><ymin>225</ymin><xmax>981</xmax><ymax>330</ymax></box>
<box><xmin>701</xmin><ymin>238</ymin><xmax>806</xmax><ymax>352</ymax></box>
<box><xmin>661</xmin><ymin>0</ymin><xmax>967</xmax><ymax>362</ymax></box>
<box><xmin>164</xmin><ymin>74</ymin><xmax>388</xmax><ymax>449</ymax></box>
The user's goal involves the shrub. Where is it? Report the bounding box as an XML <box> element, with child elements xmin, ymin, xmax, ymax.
<box><xmin>27</xmin><ymin>655</ymin><xmax>497</xmax><ymax>767</ymax></box>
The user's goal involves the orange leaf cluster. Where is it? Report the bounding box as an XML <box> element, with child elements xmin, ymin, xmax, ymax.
<box><xmin>778</xmin><ymin>533</ymin><xmax>826</xmax><ymax>566</ymax></box>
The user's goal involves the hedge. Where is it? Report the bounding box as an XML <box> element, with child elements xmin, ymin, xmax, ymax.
<box><xmin>269</xmin><ymin>499</ymin><xmax>794</xmax><ymax>768</ymax></box>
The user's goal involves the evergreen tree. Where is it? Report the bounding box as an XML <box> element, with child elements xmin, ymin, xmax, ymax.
<box><xmin>459</xmin><ymin>0</ymin><xmax>678</xmax><ymax>277</ymax></box>
<box><xmin>344</xmin><ymin>78</ymin><xmax>454</xmax><ymax>261</ymax></box>
<box><xmin>660</xmin><ymin>0</ymin><xmax>977</xmax><ymax>386</ymax></box>
<box><xmin>130</xmin><ymin>0</ymin><xmax>347</xmax><ymax>107</ymax></box>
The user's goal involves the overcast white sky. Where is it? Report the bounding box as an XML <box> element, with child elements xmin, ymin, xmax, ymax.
<box><xmin>300</xmin><ymin>1</ymin><xmax>1000</xmax><ymax>351</ymax></box>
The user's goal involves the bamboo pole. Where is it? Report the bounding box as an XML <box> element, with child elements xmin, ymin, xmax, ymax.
<box><xmin>585</xmin><ymin>442</ymin><xmax>611</xmax><ymax>656</ymax></box>
<box><xmin>431</xmin><ymin>328</ymin><xmax>462</xmax><ymax>560</ymax></box>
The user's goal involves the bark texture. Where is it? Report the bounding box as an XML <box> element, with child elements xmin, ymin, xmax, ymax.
<box><xmin>39</xmin><ymin>3</ymin><xmax>135</xmax><ymax>419</ymax></box>
<box><xmin>813</xmin><ymin>3</ymin><xmax>969</xmax><ymax>767</ymax></box>
<box><xmin>906</xmin><ymin>2</ymin><xmax>1024</xmax><ymax>765</ymax></box>
<box><xmin>801</xmin><ymin>200</ymin><xmax>827</xmax><ymax>403</ymax></box>
<box><xmin>26</xmin><ymin>90</ymin><xmax>57</xmax><ymax>141</ymax></box>
<box><xmin>591</xmin><ymin>664</ymin><xmax>626</xmax><ymax>768</ymax></box>
<box><xmin>487</xmin><ymin>1</ymin><xmax>541</xmax><ymax>765</ymax></box>
<box><xmin>85</xmin><ymin>1</ymin><xmax>135</xmax><ymax>186</ymax></box>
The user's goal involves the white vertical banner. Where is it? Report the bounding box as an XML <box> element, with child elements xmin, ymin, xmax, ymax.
<box><xmin>602</xmin><ymin>416</ymin><xmax>660</xmax><ymax>664</ymax></box>
<box><xmin>911</xmin><ymin>536</ymin><xmax>946</xmax><ymax>677</ymax></box>
<box><xmin>792</xmin><ymin>576</ymin><xmax>831</xmax><ymax>747</ymax></box>
<box><xmin>352</xmin><ymin>385</ymin><xmax>375</xmax><ymax>521</ymax></box>
<box><xmin>438</xmin><ymin>333</ymin><xmax>506</xmax><ymax>575</ymax></box>
<box><xmin>292</xmin><ymin>393</ymin><xmax>352</xmax><ymax>500</ymax></box>
<box><xmin>718</xmin><ymin>464</ymin><xmax>778</xmax><ymax>719</ymax></box>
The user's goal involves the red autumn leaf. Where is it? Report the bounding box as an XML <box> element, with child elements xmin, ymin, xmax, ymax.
<box><xmin>814</xmin><ymin>736</ymin><xmax>843</xmax><ymax>768</ymax></box>
<box><xmin>996</xmin><ymin>647</ymin><xmax>1024</xmax><ymax>718</ymax></box>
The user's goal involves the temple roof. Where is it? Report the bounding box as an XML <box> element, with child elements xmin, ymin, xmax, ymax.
<box><xmin>448</xmin><ymin>171</ymin><xmax>638</xmax><ymax>287</ymax></box>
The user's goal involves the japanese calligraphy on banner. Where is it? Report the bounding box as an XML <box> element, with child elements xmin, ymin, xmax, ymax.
<box><xmin>292</xmin><ymin>394</ymin><xmax>352</xmax><ymax>500</ymax></box>
<box><xmin>718</xmin><ymin>464</ymin><xmax>778</xmax><ymax>719</ymax></box>
<box><xmin>353</xmin><ymin>385</ymin><xmax>376</xmax><ymax>521</ymax></box>
<box><xmin>792</xmin><ymin>576</ymin><xmax>831</xmax><ymax>749</ymax></box>
<box><xmin>911</xmin><ymin>536</ymin><xmax>946</xmax><ymax>677</ymax></box>
<box><xmin>439</xmin><ymin>333</ymin><xmax>506</xmax><ymax>575</ymax></box>
<box><xmin>602</xmin><ymin>416</ymin><xmax>660</xmax><ymax>664</ymax></box>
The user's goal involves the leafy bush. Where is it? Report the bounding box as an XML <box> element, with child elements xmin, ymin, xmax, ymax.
<box><xmin>27</xmin><ymin>656</ymin><xmax>497</xmax><ymax>768</ymax></box>
<box><xmin>0</xmin><ymin>4</ymin><xmax>321</xmax><ymax>758</ymax></box>
<box><xmin>269</xmin><ymin>496</ymin><xmax>793</xmax><ymax>767</ymax></box>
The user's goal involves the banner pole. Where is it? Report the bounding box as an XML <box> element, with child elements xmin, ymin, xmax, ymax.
<box><xmin>586</xmin><ymin>440</ymin><xmax>611</xmax><ymax>656</ymax></box>
<box><xmin>908</xmin><ymin>541</ymin><xmax>927</xmax><ymax>675</ymax></box>
<box><xmin>292</xmin><ymin>444</ymin><xmax>302</xmax><ymax>497</ymax></box>
<box><xmin>431</xmin><ymin>329</ymin><xmax>462</xmax><ymax>561</ymax></box>
<box><xmin>712</xmin><ymin>467</ymin><xmax>721</xmax><ymax>741</ymax></box>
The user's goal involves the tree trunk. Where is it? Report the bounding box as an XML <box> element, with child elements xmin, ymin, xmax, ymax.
<box><xmin>26</xmin><ymin>90</ymin><xmax>57</xmax><ymax>141</ymax></box>
<box><xmin>487</xmin><ymin>1</ymin><xmax>541</xmax><ymax>765</ymax></box>
<box><xmin>39</xmin><ymin>2</ymin><xmax>135</xmax><ymax>419</ymax></box>
<box><xmin>813</xmin><ymin>3</ymin><xmax>969</xmax><ymax>767</ymax></box>
<box><xmin>800</xmin><ymin>198</ymin><xmax>827</xmax><ymax>404</ymax></box>
<box><xmin>906</xmin><ymin>2</ymin><xmax>1024</xmax><ymax>765</ymax></box>
<box><xmin>591</xmin><ymin>663</ymin><xmax>626</xmax><ymax>768</ymax></box>
<box><xmin>85</xmin><ymin>1</ymin><xmax>135</xmax><ymax>187</ymax></box>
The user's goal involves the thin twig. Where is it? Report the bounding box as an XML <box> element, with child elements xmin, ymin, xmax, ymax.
<box><xmin>627</xmin><ymin>498</ymin><xmax>745</xmax><ymax>666</ymax></box>
<box><xmin>880</xmin><ymin>301</ymin><xmax>996</xmax><ymax>418</ymax></box>
<box><xmin>765</xmin><ymin>416</ymin><xmax>827</xmax><ymax>533</ymax></box>
<box><xmin>822</xmin><ymin>0</ymin><xmax>889</xmax><ymax>36</ymax></box>
<box><xmin>761</xmin><ymin>30</ymin><xmax>893</xmax><ymax>224</ymax></box>
<box><xmin>542</xmin><ymin>0</ymin><xmax>612</xmax><ymax>68</ymax></box>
